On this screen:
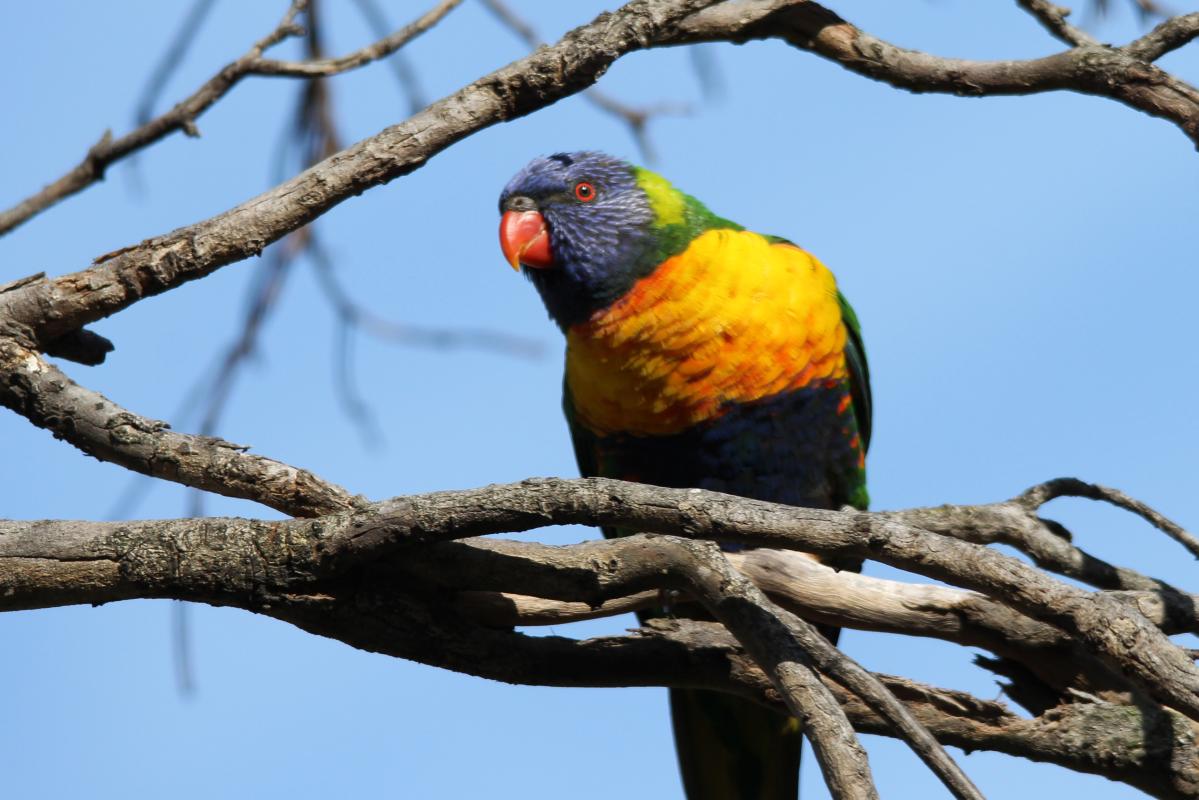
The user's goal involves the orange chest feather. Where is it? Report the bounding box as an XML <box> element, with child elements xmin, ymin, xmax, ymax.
<box><xmin>565</xmin><ymin>229</ymin><xmax>848</xmax><ymax>436</ymax></box>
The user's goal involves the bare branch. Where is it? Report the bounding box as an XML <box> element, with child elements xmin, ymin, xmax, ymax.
<box><xmin>0</xmin><ymin>0</ymin><xmax>461</xmax><ymax>237</ymax></box>
<box><xmin>1127</xmin><ymin>12</ymin><xmax>1199</xmax><ymax>60</ymax></box>
<box><xmin>133</xmin><ymin>0</ymin><xmax>220</xmax><ymax>127</ymax></box>
<box><xmin>1017</xmin><ymin>0</ymin><xmax>1099</xmax><ymax>46</ymax></box>
<box><xmin>251</xmin><ymin>0</ymin><xmax>464</xmax><ymax>78</ymax></box>
<box><xmin>0</xmin><ymin>0</ymin><xmax>309</xmax><ymax>237</ymax></box>
<box><xmin>328</xmin><ymin>477</ymin><xmax>1199</xmax><ymax>722</ymax></box>
<box><xmin>676</xmin><ymin>0</ymin><xmax>1199</xmax><ymax>147</ymax></box>
<box><xmin>1018</xmin><ymin>476</ymin><xmax>1199</xmax><ymax>560</ymax></box>
<box><xmin>1</xmin><ymin>505</ymin><xmax>1195</xmax><ymax>797</ymax></box>
<box><xmin>478</xmin><ymin>0</ymin><xmax>690</xmax><ymax>161</ymax></box>
<box><xmin>668</xmin><ymin>540</ymin><xmax>980</xmax><ymax>800</ymax></box>
<box><xmin>349</xmin><ymin>0</ymin><xmax>429</xmax><ymax>113</ymax></box>
<box><xmin>0</xmin><ymin>339</ymin><xmax>354</xmax><ymax>517</ymax></box>
<box><xmin>885</xmin><ymin>484</ymin><xmax>1199</xmax><ymax>623</ymax></box>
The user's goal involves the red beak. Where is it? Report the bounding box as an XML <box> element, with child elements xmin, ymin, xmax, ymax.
<box><xmin>499</xmin><ymin>210</ymin><xmax>553</xmax><ymax>271</ymax></box>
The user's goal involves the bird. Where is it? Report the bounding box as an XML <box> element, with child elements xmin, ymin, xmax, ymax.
<box><xmin>498</xmin><ymin>151</ymin><xmax>871</xmax><ymax>800</ymax></box>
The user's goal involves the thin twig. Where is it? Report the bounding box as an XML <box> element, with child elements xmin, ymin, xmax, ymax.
<box><xmin>1017</xmin><ymin>477</ymin><xmax>1199</xmax><ymax>560</ymax></box>
<box><xmin>478</xmin><ymin>0</ymin><xmax>690</xmax><ymax>162</ymax></box>
<box><xmin>1017</xmin><ymin>0</ymin><xmax>1099</xmax><ymax>46</ymax></box>
<box><xmin>0</xmin><ymin>0</ymin><xmax>463</xmax><ymax>237</ymax></box>
<box><xmin>252</xmin><ymin>0</ymin><xmax>463</xmax><ymax>77</ymax></box>
<box><xmin>349</xmin><ymin>0</ymin><xmax>429</xmax><ymax>113</ymax></box>
<box><xmin>309</xmin><ymin>240</ymin><xmax>544</xmax><ymax>359</ymax></box>
<box><xmin>133</xmin><ymin>0</ymin><xmax>220</xmax><ymax>126</ymax></box>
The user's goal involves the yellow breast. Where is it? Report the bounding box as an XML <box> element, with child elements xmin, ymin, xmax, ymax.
<box><xmin>566</xmin><ymin>229</ymin><xmax>848</xmax><ymax>436</ymax></box>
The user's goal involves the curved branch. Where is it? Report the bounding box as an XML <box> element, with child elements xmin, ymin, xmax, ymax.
<box><xmin>1</xmin><ymin>507</ymin><xmax>1195</xmax><ymax>798</ymax></box>
<box><xmin>251</xmin><ymin>0</ymin><xmax>463</xmax><ymax>77</ymax></box>
<box><xmin>0</xmin><ymin>0</ymin><xmax>461</xmax><ymax>237</ymax></box>
<box><xmin>676</xmin><ymin>1</ymin><xmax>1199</xmax><ymax>146</ymax></box>
<box><xmin>7</xmin><ymin>0</ymin><xmax>1199</xmax><ymax>353</ymax></box>
<box><xmin>329</xmin><ymin>477</ymin><xmax>1199</xmax><ymax>721</ymax></box>
<box><xmin>1016</xmin><ymin>0</ymin><xmax>1098</xmax><ymax>47</ymax></box>
<box><xmin>1018</xmin><ymin>477</ymin><xmax>1199</xmax><ymax>559</ymax></box>
<box><xmin>667</xmin><ymin>540</ymin><xmax>882</xmax><ymax>800</ymax></box>
<box><xmin>0</xmin><ymin>339</ymin><xmax>354</xmax><ymax>518</ymax></box>
<box><xmin>0</xmin><ymin>0</ymin><xmax>720</xmax><ymax>345</ymax></box>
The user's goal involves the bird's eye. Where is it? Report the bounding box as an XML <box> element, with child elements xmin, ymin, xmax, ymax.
<box><xmin>574</xmin><ymin>181</ymin><xmax>596</xmax><ymax>202</ymax></box>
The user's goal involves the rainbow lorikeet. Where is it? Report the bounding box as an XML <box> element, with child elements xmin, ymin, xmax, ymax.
<box><xmin>498</xmin><ymin>152</ymin><xmax>871</xmax><ymax>800</ymax></box>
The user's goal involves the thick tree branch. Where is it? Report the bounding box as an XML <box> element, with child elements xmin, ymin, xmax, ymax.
<box><xmin>324</xmin><ymin>477</ymin><xmax>1199</xmax><ymax>722</ymax></box>
<box><xmin>671</xmin><ymin>540</ymin><xmax>981</xmax><ymax>800</ymax></box>
<box><xmin>676</xmin><ymin>1</ymin><xmax>1199</xmax><ymax>146</ymax></box>
<box><xmin>460</xmin><ymin>546</ymin><xmax>1140</xmax><ymax>704</ymax></box>
<box><xmin>0</xmin><ymin>0</ymin><xmax>721</xmax><ymax>349</ymax></box>
<box><xmin>5</xmin><ymin>0</ymin><xmax>1199</xmax><ymax>360</ymax></box>
<box><xmin>669</xmin><ymin>540</ymin><xmax>882</xmax><ymax>800</ymax></box>
<box><xmin>1</xmin><ymin>499</ymin><xmax>1195</xmax><ymax>798</ymax></box>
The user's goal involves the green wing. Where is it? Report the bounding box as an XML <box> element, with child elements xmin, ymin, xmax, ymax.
<box><xmin>838</xmin><ymin>289</ymin><xmax>872</xmax><ymax>452</ymax></box>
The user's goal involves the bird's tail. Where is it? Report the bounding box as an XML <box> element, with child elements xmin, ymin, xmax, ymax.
<box><xmin>668</xmin><ymin>621</ymin><xmax>845</xmax><ymax>799</ymax></box>
<box><xmin>670</xmin><ymin>688</ymin><xmax>801</xmax><ymax>800</ymax></box>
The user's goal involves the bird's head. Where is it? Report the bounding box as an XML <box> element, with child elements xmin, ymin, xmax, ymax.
<box><xmin>499</xmin><ymin>151</ymin><xmax>698</xmax><ymax>329</ymax></box>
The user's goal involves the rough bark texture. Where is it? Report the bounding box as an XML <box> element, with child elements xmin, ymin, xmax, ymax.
<box><xmin>3</xmin><ymin>1</ymin><xmax>1199</xmax><ymax>797</ymax></box>
<box><xmin>1</xmin><ymin>492</ymin><xmax>1196</xmax><ymax>798</ymax></box>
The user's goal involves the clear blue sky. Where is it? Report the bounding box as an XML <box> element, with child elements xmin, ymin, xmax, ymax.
<box><xmin>2</xmin><ymin>2</ymin><xmax>1197</xmax><ymax>798</ymax></box>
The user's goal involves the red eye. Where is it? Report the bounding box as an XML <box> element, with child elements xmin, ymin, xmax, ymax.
<box><xmin>574</xmin><ymin>181</ymin><xmax>596</xmax><ymax>202</ymax></box>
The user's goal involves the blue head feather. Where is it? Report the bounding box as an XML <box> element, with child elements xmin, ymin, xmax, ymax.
<box><xmin>499</xmin><ymin>152</ymin><xmax>657</xmax><ymax>329</ymax></box>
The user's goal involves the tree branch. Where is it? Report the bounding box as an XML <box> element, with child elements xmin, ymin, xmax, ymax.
<box><xmin>0</xmin><ymin>0</ymin><xmax>722</xmax><ymax>349</ymax></box>
<box><xmin>1127</xmin><ymin>11</ymin><xmax>1199</xmax><ymax>62</ymax></box>
<box><xmin>1016</xmin><ymin>0</ymin><xmax>1098</xmax><ymax>47</ymax></box>
<box><xmin>676</xmin><ymin>0</ymin><xmax>1199</xmax><ymax>147</ymax></box>
<box><xmin>0</xmin><ymin>339</ymin><xmax>354</xmax><ymax>518</ymax></box>
<box><xmin>6</xmin><ymin>0</ymin><xmax>1198</xmax><ymax>361</ymax></box>
<box><xmin>1</xmin><ymin>498</ymin><xmax>1195</xmax><ymax>798</ymax></box>
<box><xmin>1017</xmin><ymin>476</ymin><xmax>1199</xmax><ymax>559</ymax></box>
<box><xmin>0</xmin><ymin>0</ymin><xmax>462</xmax><ymax>237</ymax></box>
<box><xmin>324</xmin><ymin>477</ymin><xmax>1199</xmax><ymax>723</ymax></box>
<box><xmin>250</xmin><ymin>0</ymin><xmax>463</xmax><ymax>77</ymax></box>
<box><xmin>668</xmin><ymin>540</ymin><xmax>882</xmax><ymax>800</ymax></box>
<box><xmin>478</xmin><ymin>0</ymin><xmax>690</xmax><ymax>162</ymax></box>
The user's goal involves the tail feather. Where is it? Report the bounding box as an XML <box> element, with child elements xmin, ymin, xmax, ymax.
<box><xmin>671</xmin><ymin>688</ymin><xmax>801</xmax><ymax>800</ymax></box>
<box><xmin>669</xmin><ymin>622</ymin><xmax>844</xmax><ymax>799</ymax></box>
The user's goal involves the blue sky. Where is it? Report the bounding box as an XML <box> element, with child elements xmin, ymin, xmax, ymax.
<box><xmin>2</xmin><ymin>2</ymin><xmax>1197</xmax><ymax>798</ymax></box>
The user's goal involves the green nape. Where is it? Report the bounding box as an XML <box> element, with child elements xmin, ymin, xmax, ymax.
<box><xmin>632</xmin><ymin>166</ymin><xmax>743</xmax><ymax>271</ymax></box>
